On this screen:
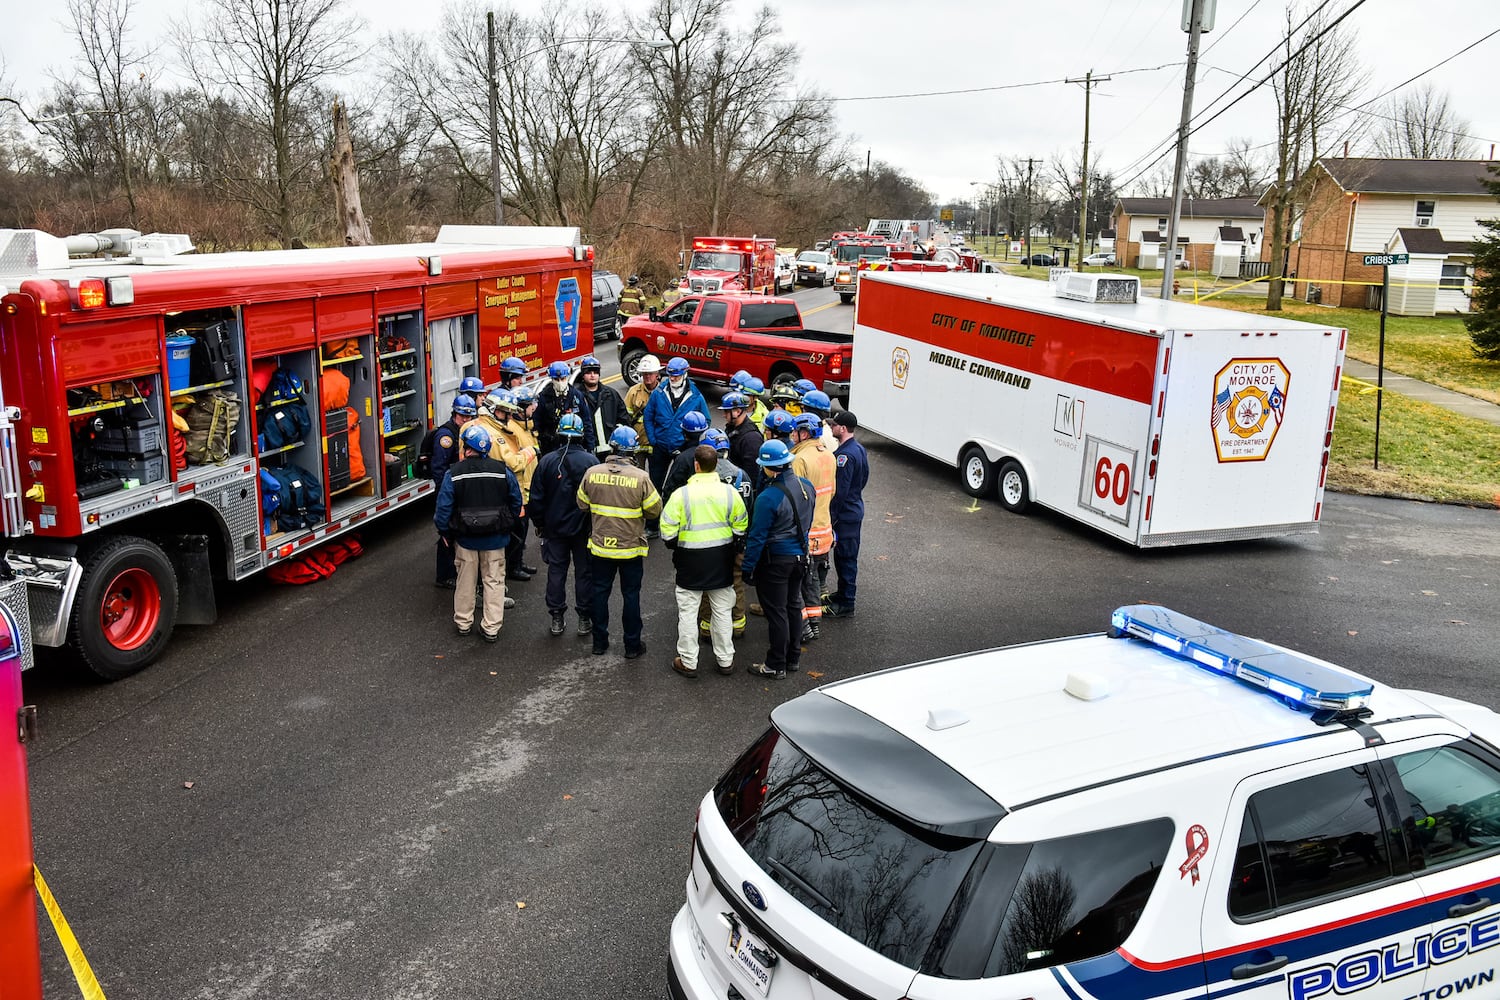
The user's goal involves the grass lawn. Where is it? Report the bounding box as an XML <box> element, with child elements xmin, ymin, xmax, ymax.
<box><xmin>1328</xmin><ymin>382</ymin><xmax>1500</xmax><ymax>506</ymax></box>
<box><xmin>1202</xmin><ymin>297</ymin><xmax>1500</xmax><ymax>404</ymax></box>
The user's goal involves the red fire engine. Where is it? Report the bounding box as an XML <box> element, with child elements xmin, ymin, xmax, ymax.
<box><xmin>677</xmin><ymin>236</ymin><xmax>776</xmax><ymax>295</ymax></box>
<box><xmin>0</xmin><ymin>225</ymin><xmax>593</xmax><ymax>680</ymax></box>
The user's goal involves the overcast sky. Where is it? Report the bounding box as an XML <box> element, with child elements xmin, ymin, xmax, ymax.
<box><xmin>4</xmin><ymin>0</ymin><xmax>1498</xmax><ymax>205</ymax></box>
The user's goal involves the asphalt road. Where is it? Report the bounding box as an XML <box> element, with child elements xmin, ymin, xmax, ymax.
<box><xmin>20</xmin><ymin>285</ymin><xmax>1500</xmax><ymax>998</ymax></box>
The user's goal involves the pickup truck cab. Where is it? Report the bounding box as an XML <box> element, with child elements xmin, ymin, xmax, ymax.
<box><xmin>618</xmin><ymin>294</ymin><xmax>852</xmax><ymax>403</ymax></box>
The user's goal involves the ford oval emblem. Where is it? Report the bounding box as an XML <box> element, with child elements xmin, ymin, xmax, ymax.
<box><xmin>742</xmin><ymin>880</ymin><xmax>767</xmax><ymax>911</ymax></box>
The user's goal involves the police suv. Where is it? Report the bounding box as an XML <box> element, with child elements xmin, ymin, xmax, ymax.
<box><xmin>668</xmin><ymin>606</ymin><xmax>1500</xmax><ymax>1000</ymax></box>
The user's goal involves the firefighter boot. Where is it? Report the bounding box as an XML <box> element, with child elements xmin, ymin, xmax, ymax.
<box><xmin>550</xmin><ymin>611</ymin><xmax>566</xmax><ymax>637</ymax></box>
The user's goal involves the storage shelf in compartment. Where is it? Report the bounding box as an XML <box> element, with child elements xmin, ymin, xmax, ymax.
<box><xmin>321</xmin><ymin>354</ymin><xmax>364</xmax><ymax>367</ymax></box>
<box><xmin>169</xmin><ymin>379</ymin><xmax>234</xmax><ymax>397</ymax></box>
<box><xmin>382</xmin><ymin>420</ymin><xmax>422</xmax><ymax>439</ymax></box>
<box><xmin>380</xmin><ymin>370</ymin><xmax>415</xmax><ymax>382</ymax></box>
<box><xmin>329</xmin><ymin>476</ymin><xmax>372</xmax><ymax>499</ymax></box>
<box><xmin>378</xmin><ymin>347</ymin><xmax>416</xmax><ymax>361</ymax></box>
<box><xmin>259</xmin><ymin>440</ymin><xmax>305</xmax><ymax>457</ymax></box>
<box><xmin>257</xmin><ymin>397</ymin><xmax>304</xmax><ymax>409</ymax></box>
<box><xmin>67</xmin><ymin>397</ymin><xmax>143</xmax><ymax>417</ymax></box>
<box><xmin>382</xmin><ymin>389</ymin><xmax>416</xmax><ymax>403</ymax></box>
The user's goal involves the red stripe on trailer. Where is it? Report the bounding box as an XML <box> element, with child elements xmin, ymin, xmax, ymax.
<box><xmin>1156</xmin><ymin>391</ymin><xmax>1164</xmax><ymax>419</ymax></box>
<box><xmin>1327</xmin><ymin>405</ymin><xmax>1337</xmax><ymax>433</ymax></box>
<box><xmin>858</xmin><ymin>279</ymin><xmax>1158</xmax><ymax>404</ymax></box>
<box><xmin>1332</xmin><ymin>364</ymin><xmax>1342</xmax><ymax>389</ymax></box>
<box><xmin>1162</xmin><ymin>347</ymin><xmax>1171</xmax><ymax>374</ymax></box>
<box><xmin>1315</xmin><ymin>501</ymin><xmax>1322</xmax><ymax>520</ymax></box>
<box><xmin>1144</xmin><ymin>496</ymin><xmax>1153</xmax><ymax>522</ymax></box>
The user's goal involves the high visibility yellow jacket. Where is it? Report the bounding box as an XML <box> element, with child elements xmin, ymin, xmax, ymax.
<box><xmin>660</xmin><ymin>470</ymin><xmax>748</xmax><ymax>591</ymax></box>
<box><xmin>576</xmin><ymin>456</ymin><xmax>662</xmax><ymax>559</ymax></box>
<box><xmin>791</xmin><ymin>438</ymin><xmax>837</xmax><ymax>556</ymax></box>
<box><xmin>747</xmin><ymin>398</ymin><xmax>770</xmax><ymax>429</ymax></box>
<box><xmin>492</xmin><ymin>418</ymin><xmax>539</xmax><ymax>501</ymax></box>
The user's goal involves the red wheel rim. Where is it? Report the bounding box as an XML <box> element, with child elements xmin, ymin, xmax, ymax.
<box><xmin>99</xmin><ymin>567</ymin><xmax>161</xmax><ymax>651</ymax></box>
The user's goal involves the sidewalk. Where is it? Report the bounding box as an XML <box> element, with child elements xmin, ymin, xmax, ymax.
<box><xmin>1341</xmin><ymin>358</ymin><xmax>1500</xmax><ymax>428</ymax></box>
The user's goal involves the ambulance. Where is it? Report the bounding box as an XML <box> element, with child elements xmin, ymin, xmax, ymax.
<box><xmin>849</xmin><ymin>270</ymin><xmax>1348</xmax><ymax>546</ymax></box>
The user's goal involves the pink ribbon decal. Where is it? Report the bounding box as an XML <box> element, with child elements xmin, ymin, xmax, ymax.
<box><xmin>1179</xmin><ymin>824</ymin><xmax>1209</xmax><ymax>885</ymax></box>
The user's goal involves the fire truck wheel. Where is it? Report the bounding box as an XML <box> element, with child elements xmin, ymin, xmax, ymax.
<box><xmin>959</xmin><ymin>446</ymin><xmax>994</xmax><ymax>498</ymax></box>
<box><xmin>997</xmin><ymin>460</ymin><xmax>1032</xmax><ymax>514</ymax></box>
<box><xmin>620</xmin><ymin>346</ymin><xmax>646</xmax><ymax>386</ymax></box>
<box><xmin>69</xmin><ymin>535</ymin><xmax>179</xmax><ymax>681</ymax></box>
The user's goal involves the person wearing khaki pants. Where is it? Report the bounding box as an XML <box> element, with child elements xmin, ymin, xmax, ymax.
<box><xmin>434</xmin><ymin>424</ymin><xmax>524</xmax><ymax>642</ymax></box>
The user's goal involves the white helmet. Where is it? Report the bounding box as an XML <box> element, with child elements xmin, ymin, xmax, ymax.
<box><xmin>637</xmin><ymin>354</ymin><xmax>663</xmax><ymax>374</ymax></box>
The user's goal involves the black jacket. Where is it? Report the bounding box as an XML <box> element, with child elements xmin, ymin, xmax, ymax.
<box><xmin>662</xmin><ymin>433</ymin><xmax>706</xmax><ymax>500</ymax></box>
<box><xmin>726</xmin><ymin>419</ymin><xmax>764</xmax><ymax>484</ymax></box>
<box><xmin>534</xmin><ymin>382</ymin><xmax>598</xmax><ymax>453</ymax></box>
<box><xmin>530</xmin><ymin>441</ymin><xmax>596</xmax><ymax>539</ymax></box>
<box><xmin>578</xmin><ymin>381</ymin><xmax>627</xmax><ymax>454</ymax></box>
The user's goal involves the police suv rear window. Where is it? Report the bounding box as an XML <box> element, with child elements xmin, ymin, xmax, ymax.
<box><xmin>714</xmin><ymin>727</ymin><xmax>986</xmax><ymax>969</ymax></box>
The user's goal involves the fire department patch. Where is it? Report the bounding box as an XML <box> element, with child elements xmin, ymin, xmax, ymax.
<box><xmin>1210</xmin><ymin>358</ymin><xmax>1289</xmax><ymax>463</ymax></box>
<box><xmin>891</xmin><ymin>347</ymin><xmax>910</xmax><ymax>389</ymax></box>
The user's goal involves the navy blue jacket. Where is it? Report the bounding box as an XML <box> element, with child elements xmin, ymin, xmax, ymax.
<box><xmin>530</xmin><ymin>441</ymin><xmax>596</xmax><ymax>539</ymax></box>
<box><xmin>741</xmin><ymin>473</ymin><xmax>815</xmax><ymax>579</ymax></box>
<box><xmin>433</xmin><ymin>454</ymin><xmax>524</xmax><ymax>551</ymax></box>
<box><xmin>831</xmin><ymin>437</ymin><xmax>869</xmax><ymax>528</ymax></box>
<box><xmin>534</xmin><ymin>382</ymin><xmax>598</xmax><ymax>451</ymax></box>
<box><xmin>430</xmin><ymin>418</ymin><xmax>462</xmax><ymax>486</ymax></box>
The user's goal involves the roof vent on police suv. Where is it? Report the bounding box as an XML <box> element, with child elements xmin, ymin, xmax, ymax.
<box><xmin>925</xmin><ymin>708</ymin><xmax>969</xmax><ymax>731</ymax></box>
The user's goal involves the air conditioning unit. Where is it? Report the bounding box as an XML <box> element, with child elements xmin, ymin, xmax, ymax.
<box><xmin>1054</xmin><ymin>272</ymin><xmax>1141</xmax><ymax>304</ymax></box>
<box><xmin>1417</xmin><ymin>217</ymin><xmax>1432</xmax><ymax>227</ymax></box>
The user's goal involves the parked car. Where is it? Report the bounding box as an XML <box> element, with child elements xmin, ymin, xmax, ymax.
<box><xmin>592</xmin><ymin>270</ymin><xmax>624</xmax><ymax>341</ymax></box>
<box><xmin>667</xmin><ymin>602</ymin><xmax>1500</xmax><ymax>1000</ymax></box>
<box><xmin>1020</xmin><ymin>253</ymin><xmax>1058</xmax><ymax>266</ymax></box>
<box><xmin>950</xmin><ymin>233</ymin><xmax>965</xmax><ymax>246</ymax></box>
<box><xmin>774</xmin><ymin>253</ymin><xmax>796</xmax><ymax>294</ymax></box>
<box><xmin>794</xmin><ymin>250</ymin><xmax>833</xmax><ymax>287</ymax></box>
<box><xmin>1082</xmin><ymin>252</ymin><xmax>1117</xmax><ymax>266</ymax></box>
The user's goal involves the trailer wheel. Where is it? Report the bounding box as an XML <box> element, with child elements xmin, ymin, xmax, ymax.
<box><xmin>620</xmin><ymin>346</ymin><xmax>646</xmax><ymax>386</ymax></box>
<box><xmin>839</xmin><ymin>293</ymin><xmax>854</xmax><ymax>305</ymax></box>
<box><xmin>959</xmin><ymin>447</ymin><xmax>994</xmax><ymax>498</ymax></box>
<box><xmin>997</xmin><ymin>460</ymin><xmax>1031</xmax><ymax>514</ymax></box>
<box><xmin>69</xmin><ymin>535</ymin><xmax>179</xmax><ymax>681</ymax></box>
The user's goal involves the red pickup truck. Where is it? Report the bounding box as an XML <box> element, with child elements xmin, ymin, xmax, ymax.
<box><xmin>617</xmin><ymin>294</ymin><xmax>852</xmax><ymax>402</ymax></box>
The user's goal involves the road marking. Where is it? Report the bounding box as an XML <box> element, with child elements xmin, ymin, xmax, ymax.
<box><xmin>802</xmin><ymin>301</ymin><xmax>839</xmax><ymax>317</ymax></box>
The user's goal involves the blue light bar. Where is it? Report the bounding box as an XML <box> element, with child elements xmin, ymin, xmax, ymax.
<box><xmin>1109</xmin><ymin>605</ymin><xmax>1373</xmax><ymax>713</ymax></box>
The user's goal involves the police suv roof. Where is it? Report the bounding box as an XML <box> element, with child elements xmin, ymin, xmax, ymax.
<box><xmin>809</xmin><ymin>628</ymin><xmax>1441</xmax><ymax>810</ymax></box>
<box><xmin>861</xmin><ymin>269</ymin><xmax>1339</xmax><ymax>338</ymax></box>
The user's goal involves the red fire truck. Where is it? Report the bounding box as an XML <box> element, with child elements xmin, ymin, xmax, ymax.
<box><xmin>0</xmin><ymin>225</ymin><xmax>594</xmax><ymax>680</ymax></box>
<box><xmin>676</xmin><ymin>236</ymin><xmax>776</xmax><ymax>296</ymax></box>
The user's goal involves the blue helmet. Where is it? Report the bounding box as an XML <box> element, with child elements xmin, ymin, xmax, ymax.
<box><xmin>729</xmin><ymin>370</ymin><xmax>753</xmax><ymax>390</ymax></box>
<box><xmin>794</xmin><ymin>413</ymin><xmax>822</xmax><ymax>435</ymax></box>
<box><xmin>514</xmin><ymin>385</ymin><xmax>537</xmax><ymax>406</ymax></box>
<box><xmin>665</xmin><ymin>357</ymin><xmax>691</xmax><ymax>376</ymax></box>
<box><xmin>702</xmin><ymin>428</ymin><xmax>729</xmax><ymax>452</ymax></box>
<box><xmin>763</xmin><ymin>409</ymin><xmax>796</xmax><ymax>436</ymax></box>
<box><xmin>756</xmin><ymin>439</ymin><xmax>794</xmax><ymax>468</ymax></box>
<box><xmin>557</xmin><ymin>413</ymin><xmax>585</xmax><ymax>438</ymax></box>
<box><xmin>720</xmin><ymin>391</ymin><xmax>750</xmax><ymax>411</ymax></box>
<box><xmin>459</xmin><ymin>375</ymin><xmax>486</xmax><ymax>395</ymax></box>
<box><xmin>579</xmin><ymin>355</ymin><xmax>602</xmax><ymax>371</ymax></box>
<box><xmin>485</xmin><ymin>388</ymin><xmax>519</xmax><ymax>414</ymax></box>
<box><xmin>743</xmin><ymin>376</ymin><xmax>766</xmax><ymax>397</ymax></box>
<box><xmin>801</xmin><ymin>389</ymin><xmax>832</xmax><ymax>414</ymax></box>
<box><xmin>680</xmin><ymin>411</ymin><xmax>709</xmax><ymax>434</ymax></box>
<box><xmin>460</xmin><ymin>423</ymin><xmax>491</xmax><ymax>453</ymax></box>
<box><xmin>452</xmin><ymin>393</ymin><xmax>478</xmax><ymax>417</ymax></box>
<box><xmin>608</xmin><ymin>426</ymin><xmax>639</xmax><ymax>452</ymax></box>
<box><xmin>793</xmin><ymin>378</ymin><xmax>817</xmax><ymax>396</ymax></box>
<box><xmin>500</xmin><ymin>357</ymin><xmax>528</xmax><ymax>376</ymax></box>
<box><xmin>547</xmin><ymin>361</ymin><xmax>570</xmax><ymax>379</ymax></box>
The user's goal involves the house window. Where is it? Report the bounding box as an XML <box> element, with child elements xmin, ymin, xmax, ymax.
<box><xmin>1416</xmin><ymin>200</ymin><xmax>1436</xmax><ymax>227</ymax></box>
<box><xmin>1157</xmin><ymin>218</ymin><xmax>1167</xmax><ymax>232</ymax></box>
<box><xmin>1223</xmin><ymin>219</ymin><xmax>1233</xmax><ymax>226</ymax></box>
<box><xmin>1440</xmin><ymin>263</ymin><xmax>1469</xmax><ymax>289</ymax></box>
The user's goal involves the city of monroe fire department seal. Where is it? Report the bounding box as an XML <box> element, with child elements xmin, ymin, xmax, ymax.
<box><xmin>891</xmin><ymin>347</ymin><xmax>910</xmax><ymax>389</ymax></box>
<box><xmin>1211</xmin><ymin>358</ymin><xmax>1290</xmax><ymax>462</ymax></box>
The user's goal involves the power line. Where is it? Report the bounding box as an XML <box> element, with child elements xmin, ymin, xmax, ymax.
<box><xmin>769</xmin><ymin>61</ymin><xmax>1181</xmax><ymax>104</ymax></box>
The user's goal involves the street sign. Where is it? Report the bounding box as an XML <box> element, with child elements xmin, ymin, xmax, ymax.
<box><xmin>1363</xmin><ymin>253</ymin><xmax>1409</xmax><ymax>266</ymax></box>
<box><xmin>940</xmin><ymin>208</ymin><xmax>954</xmax><ymax>222</ymax></box>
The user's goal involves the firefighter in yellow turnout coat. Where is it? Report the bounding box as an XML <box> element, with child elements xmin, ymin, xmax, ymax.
<box><xmin>576</xmin><ymin>427</ymin><xmax>662</xmax><ymax>658</ymax></box>
<box><xmin>485</xmin><ymin>388</ymin><xmax>540</xmax><ymax>581</ymax></box>
<box><xmin>790</xmin><ymin>413</ymin><xmax>836</xmax><ymax>641</ymax></box>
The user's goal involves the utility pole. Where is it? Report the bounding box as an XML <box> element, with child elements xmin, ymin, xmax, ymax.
<box><xmin>1161</xmin><ymin>0</ymin><xmax>1209</xmax><ymax>299</ymax></box>
<box><xmin>1066</xmin><ymin>71</ymin><xmax>1110</xmax><ymax>266</ymax></box>
<box><xmin>1024</xmin><ymin>157</ymin><xmax>1036</xmax><ymax>266</ymax></box>
<box><xmin>487</xmin><ymin>10</ymin><xmax>504</xmax><ymax>225</ymax></box>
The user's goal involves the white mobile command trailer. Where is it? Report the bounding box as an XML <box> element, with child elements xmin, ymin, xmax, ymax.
<box><xmin>850</xmin><ymin>270</ymin><xmax>1348</xmax><ymax>546</ymax></box>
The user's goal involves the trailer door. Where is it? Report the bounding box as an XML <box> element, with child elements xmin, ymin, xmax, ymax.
<box><xmin>1146</xmin><ymin>325</ymin><xmax>1343</xmax><ymax>543</ymax></box>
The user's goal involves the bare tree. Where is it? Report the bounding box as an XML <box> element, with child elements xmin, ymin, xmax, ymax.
<box><xmin>1264</xmin><ymin>2</ymin><xmax>1365</xmax><ymax>310</ymax></box>
<box><xmin>60</xmin><ymin>0</ymin><xmax>148</xmax><ymax>221</ymax></box>
<box><xmin>1369</xmin><ymin>84</ymin><xmax>1477</xmax><ymax>159</ymax></box>
<box><xmin>1224</xmin><ymin>137</ymin><xmax>1271</xmax><ymax>196</ymax></box>
<box><xmin>177</xmin><ymin>0</ymin><xmax>365</xmax><ymax>247</ymax></box>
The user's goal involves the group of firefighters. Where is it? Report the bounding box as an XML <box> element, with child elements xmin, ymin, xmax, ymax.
<box><xmin>429</xmin><ymin>352</ymin><xmax>869</xmax><ymax>679</ymax></box>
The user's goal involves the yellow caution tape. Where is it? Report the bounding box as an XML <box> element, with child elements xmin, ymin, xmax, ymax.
<box><xmin>1341</xmin><ymin>375</ymin><xmax>1382</xmax><ymax>396</ymax></box>
<box><xmin>33</xmin><ymin>865</ymin><xmax>107</xmax><ymax>1000</ymax></box>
